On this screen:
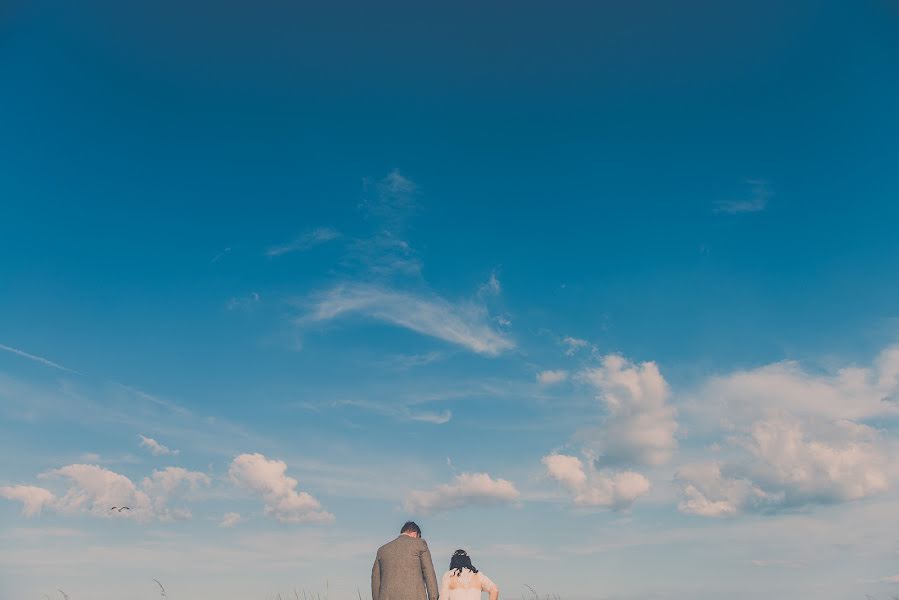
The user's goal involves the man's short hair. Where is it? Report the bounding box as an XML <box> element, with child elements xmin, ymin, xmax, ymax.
<box><xmin>401</xmin><ymin>521</ymin><xmax>422</xmax><ymax>536</ymax></box>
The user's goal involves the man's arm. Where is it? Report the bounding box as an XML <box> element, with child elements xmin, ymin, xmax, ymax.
<box><xmin>371</xmin><ymin>554</ymin><xmax>381</xmax><ymax>600</ymax></box>
<box><xmin>420</xmin><ymin>540</ymin><xmax>439</xmax><ymax>600</ymax></box>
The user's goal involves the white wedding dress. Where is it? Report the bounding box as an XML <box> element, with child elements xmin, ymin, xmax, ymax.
<box><xmin>440</xmin><ymin>568</ymin><xmax>498</xmax><ymax>600</ymax></box>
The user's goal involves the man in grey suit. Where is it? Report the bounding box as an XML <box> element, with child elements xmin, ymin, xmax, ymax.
<box><xmin>372</xmin><ymin>521</ymin><xmax>439</xmax><ymax>600</ymax></box>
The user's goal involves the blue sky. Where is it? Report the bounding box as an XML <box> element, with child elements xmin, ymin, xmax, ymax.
<box><xmin>2</xmin><ymin>2</ymin><xmax>899</xmax><ymax>599</ymax></box>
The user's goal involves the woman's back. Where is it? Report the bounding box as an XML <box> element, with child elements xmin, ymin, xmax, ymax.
<box><xmin>440</xmin><ymin>568</ymin><xmax>497</xmax><ymax>600</ymax></box>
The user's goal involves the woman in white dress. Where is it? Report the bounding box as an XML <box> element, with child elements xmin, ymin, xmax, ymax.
<box><xmin>440</xmin><ymin>550</ymin><xmax>499</xmax><ymax>600</ymax></box>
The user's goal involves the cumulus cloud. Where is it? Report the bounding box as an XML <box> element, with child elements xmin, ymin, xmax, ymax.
<box><xmin>676</xmin><ymin>348</ymin><xmax>899</xmax><ymax>516</ymax></box>
<box><xmin>0</xmin><ymin>485</ymin><xmax>57</xmax><ymax>517</ymax></box>
<box><xmin>537</xmin><ymin>370</ymin><xmax>569</xmax><ymax>385</ymax></box>
<box><xmin>266</xmin><ymin>227</ymin><xmax>341</xmax><ymax>257</ymax></box>
<box><xmin>142</xmin><ymin>467</ymin><xmax>211</xmax><ymax>516</ymax></box>
<box><xmin>138</xmin><ymin>435</ymin><xmax>180</xmax><ymax>456</ymax></box>
<box><xmin>581</xmin><ymin>354</ymin><xmax>678</xmax><ymax>467</ymax></box>
<box><xmin>542</xmin><ymin>454</ymin><xmax>650</xmax><ymax>510</ymax></box>
<box><xmin>676</xmin><ymin>419</ymin><xmax>889</xmax><ymax>517</ymax></box>
<box><xmin>675</xmin><ymin>462</ymin><xmax>775</xmax><ymax>517</ymax></box>
<box><xmin>694</xmin><ymin>346</ymin><xmax>899</xmax><ymax>426</ymax></box>
<box><xmin>300</xmin><ymin>284</ymin><xmax>514</xmax><ymax>356</ymax></box>
<box><xmin>737</xmin><ymin>417</ymin><xmax>887</xmax><ymax>505</ymax></box>
<box><xmin>219</xmin><ymin>512</ymin><xmax>242</xmax><ymax>528</ymax></box>
<box><xmin>228</xmin><ymin>453</ymin><xmax>333</xmax><ymax>524</ymax></box>
<box><xmin>46</xmin><ymin>464</ymin><xmax>155</xmax><ymax>518</ymax></box>
<box><xmin>404</xmin><ymin>472</ymin><xmax>520</xmax><ymax>515</ymax></box>
<box><xmin>0</xmin><ymin>464</ymin><xmax>209</xmax><ymax>522</ymax></box>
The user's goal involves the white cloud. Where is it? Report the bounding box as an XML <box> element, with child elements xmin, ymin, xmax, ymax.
<box><xmin>228</xmin><ymin>453</ymin><xmax>333</xmax><ymax>524</ymax></box>
<box><xmin>219</xmin><ymin>512</ymin><xmax>242</xmax><ymax>528</ymax></box>
<box><xmin>0</xmin><ymin>485</ymin><xmax>57</xmax><ymax>517</ymax></box>
<box><xmin>138</xmin><ymin>434</ymin><xmax>180</xmax><ymax>456</ymax></box>
<box><xmin>739</xmin><ymin>417</ymin><xmax>887</xmax><ymax>505</ymax></box>
<box><xmin>408</xmin><ymin>410</ymin><xmax>452</xmax><ymax>424</ymax></box>
<box><xmin>300</xmin><ymin>283</ymin><xmax>514</xmax><ymax>356</ymax></box>
<box><xmin>561</xmin><ymin>337</ymin><xmax>588</xmax><ymax>356</ymax></box>
<box><xmin>266</xmin><ymin>227</ymin><xmax>341</xmax><ymax>257</ymax></box>
<box><xmin>676</xmin><ymin>347</ymin><xmax>899</xmax><ymax>516</ymax></box>
<box><xmin>542</xmin><ymin>454</ymin><xmax>650</xmax><ymax>510</ymax></box>
<box><xmin>0</xmin><ymin>342</ymin><xmax>76</xmax><ymax>373</ymax></box>
<box><xmin>479</xmin><ymin>272</ymin><xmax>502</xmax><ymax>296</ymax></box>
<box><xmin>142</xmin><ymin>467</ymin><xmax>211</xmax><ymax>516</ymax></box>
<box><xmin>343</xmin><ymin>232</ymin><xmax>423</xmax><ymax>277</ymax></box>
<box><xmin>537</xmin><ymin>370</ymin><xmax>569</xmax><ymax>385</ymax></box>
<box><xmin>675</xmin><ymin>462</ymin><xmax>774</xmax><ymax>517</ymax></box>
<box><xmin>226</xmin><ymin>292</ymin><xmax>261</xmax><ymax>312</ymax></box>
<box><xmin>1</xmin><ymin>464</ymin><xmax>209</xmax><ymax>522</ymax></box>
<box><xmin>210</xmin><ymin>247</ymin><xmax>231</xmax><ymax>263</ymax></box>
<box><xmin>714</xmin><ymin>179</ymin><xmax>770</xmax><ymax>214</ymax></box>
<box><xmin>305</xmin><ymin>398</ymin><xmax>453</xmax><ymax>426</ymax></box>
<box><xmin>363</xmin><ymin>169</ymin><xmax>418</xmax><ymax>228</ymax></box>
<box><xmin>694</xmin><ymin>347</ymin><xmax>899</xmax><ymax>425</ymax></box>
<box><xmin>581</xmin><ymin>354</ymin><xmax>678</xmax><ymax>467</ymax></box>
<box><xmin>404</xmin><ymin>472</ymin><xmax>520</xmax><ymax>515</ymax></box>
<box><xmin>46</xmin><ymin>464</ymin><xmax>155</xmax><ymax>519</ymax></box>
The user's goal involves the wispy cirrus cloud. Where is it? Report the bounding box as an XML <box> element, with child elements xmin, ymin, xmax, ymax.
<box><xmin>210</xmin><ymin>247</ymin><xmax>231</xmax><ymax>263</ymax></box>
<box><xmin>298</xmin><ymin>398</ymin><xmax>452</xmax><ymax>425</ymax></box>
<box><xmin>266</xmin><ymin>227</ymin><xmax>341</xmax><ymax>257</ymax></box>
<box><xmin>0</xmin><ymin>343</ymin><xmax>76</xmax><ymax>373</ymax></box>
<box><xmin>561</xmin><ymin>336</ymin><xmax>589</xmax><ymax>356</ymax></box>
<box><xmin>298</xmin><ymin>283</ymin><xmax>514</xmax><ymax>356</ymax></box>
<box><xmin>362</xmin><ymin>169</ymin><xmax>418</xmax><ymax>229</ymax></box>
<box><xmin>138</xmin><ymin>434</ymin><xmax>180</xmax><ymax>456</ymax></box>
<box><xmin>226</xmin><ymin>292</ymin><xmax>261</xmax><ymax>311</ymax></box>
<box><xmin>404</xmin><ymin>472</ymin><xmax>520</xmax><ymax>515</ymax></box>
<box><xmin>714</xmin><ymin>179</ymin><xmax>770</xmax><ymax>214</ymax></box>
<box><xmin>537</xmin><ymin>370</ymin><xmax>569</xmax><ymax>385</ymax></box>
<box><xmin>289</xmin><ymin>171</ymin><xmax>513</xmax><ymax>357</ymax></box>
<box><xmin>408</xmin><ymin>410</ymin><xmax>452</xmax><ymax>424</ymax></box>
<box><xmin>342</xmin><ymin>232</ymin><xmax>422</xmax><ymax>276</ymax></box>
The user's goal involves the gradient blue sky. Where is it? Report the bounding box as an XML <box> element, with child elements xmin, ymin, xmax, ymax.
<box><xmin>2</xmin><ymin>2</ymin><xmax>899</xmax><ymax>599</ymax></box>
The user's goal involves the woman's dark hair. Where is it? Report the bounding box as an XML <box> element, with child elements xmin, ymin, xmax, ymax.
<box><xmin>449</xmin><ymin>549</ymin><xmax>478</xmax><ymax>575</ymax></box>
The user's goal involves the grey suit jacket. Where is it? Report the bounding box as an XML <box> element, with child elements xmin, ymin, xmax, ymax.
<box><xmin>372</xmin><ymin>535</ymin><xmax>439</xmax><ymax>600</ymax></box>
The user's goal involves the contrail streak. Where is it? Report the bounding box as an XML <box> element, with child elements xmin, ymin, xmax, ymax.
<box><xmin>0</xmin><ymin>343</ymin><xmax>77</xmax><ymax>373</ymax></box>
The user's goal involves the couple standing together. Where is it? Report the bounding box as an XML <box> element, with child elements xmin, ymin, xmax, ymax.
<box><xmin>372</xmin><ymin>521</ymin><xmax>500</xmax><ymax>600</ymax></box>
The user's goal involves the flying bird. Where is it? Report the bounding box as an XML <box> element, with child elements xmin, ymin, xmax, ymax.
<box><xmin>118</xmin><ymin>506</ymin><xmax>130</xmax><ymax>512</ymax></box>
